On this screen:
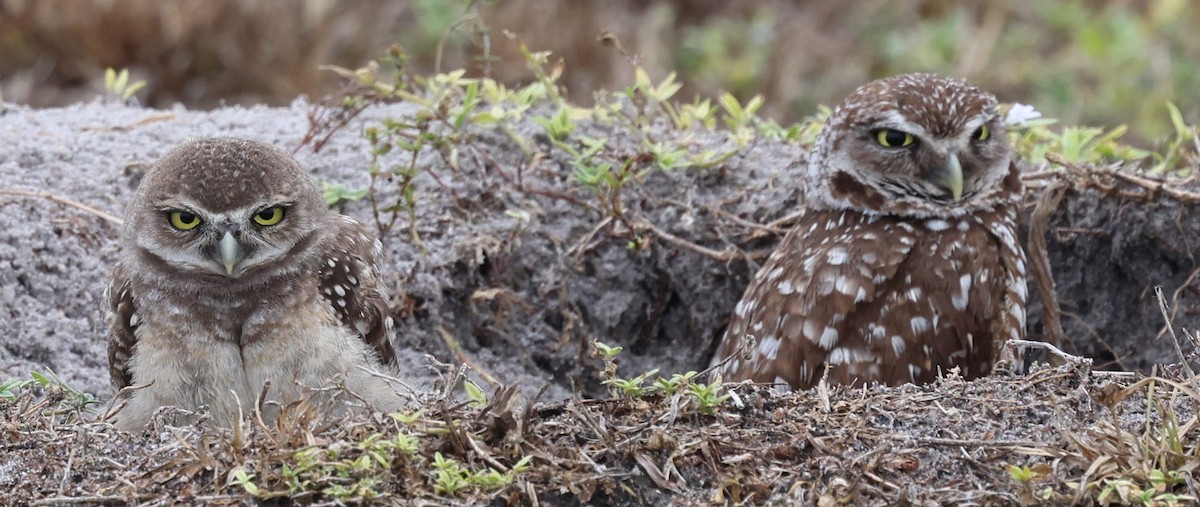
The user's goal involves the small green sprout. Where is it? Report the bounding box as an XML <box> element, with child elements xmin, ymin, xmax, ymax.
<box><xmin>717</xmin><ymin>91</ymin><xmax>764</xmax><ymax>130</ymax></box>
<box><xmin>688</xmin><ymin>381</ymin><xmax>731</xmax><ymax>415</ymax></box>
<box><xmin>471</xmin><ymin>469</ymin><xmax>510</xmax><ymax>489</ymax></box>
<box><xmin>0</xmin><ymin>377</ymin><xmax>31</xmax><ymax>401</ymax></box>
<box><xmin>432</xmin><ymin>452</ymin><xmax>471</xmax><ymax>495</ymax></box>
<box><xmin>280</xmin><ymin>463</ymin><xmax>309</xmax><ymax>493</ymax></box>
<box><xmin>591</xmin><ymin>340</ymin><xmax>624</xmax><ymax>381</ymax></box>
<box><xmin>632</xmin><ymin>68</ymin><xmax>683</xmax><ymax>104</ymax></box>
<box><xmin>451</xmin><ymin>80</ymin><xmax>481</xmax><ymax>131</ymax></box>
<box><xmin>104</xmin><ymin>67</ymin><xmax>147</xmax><ymax>103</ymax></box>
<box><xmin>1007</xmin><ymin>464</ymin><xmax>1039</xmax><ymax>484</ymax></box>
<box><xmin>1148</xmin><ymin>102</ymin><xmax>1198</xmax><ymax>173</ymax></box>
<box><xmin>644</xmin><ymin>140</ymin><xmax>692</xmax><ymax>171</ymax></box>
<box><xmin>392</xmin><ymin>433</ymin><xmax>420</xmax><ymax>457</ymax></box>
<box><xmin>1148</xmin><ymin>469</ymin><xmax>1189</xmax><ymax>493</ymax></box>
<box><xmin>229</xmin><ymin>468</ymin><xmax>260</xmax><ymax>496</ymax></box>
<box><xmin>654</xmin><ymin>371</ymin><xmax>698</xmax><ymax>397</ymax></box>
<box><xmin>604</xmin><ymin>368</ymin><xmax>659</xmax><ymax>398</ymax></box>
<box><xmin>464</xmin><ymin>379</ymin><xmax>488</xmax><ymax>407</ymax></box>
<box><xmin>563</xmin><ymin>137</ymin><xmax>615</xmax><ymax>189</ymax></box>
<box><xmin>754</xmin><ymin>118</ymin><xmax>803</xmax><ymax>141</ymax></box>
<box><xmin>677</xmin><ymin>97</ymin><xmax>717</xmax><ymax>129</ymax></box>
<box><xmin>322</xmin><ymin>182</ymin><xmax>369</xmax><ymax>206</ymax></box>
<box><xmin>591</xmin><ymin>341</ymin><xmax>623</xmax><ymax>362</ymax></box>
<box><xmin>534</xmin><ymin>107</ymin><xmax>575</xmax><ymax>140</ymax></box>
<box><xmin>470</xmin><ymin>455</ymin><xmax>534</xmax><ymax>490</ymax></box>
<box><xmin>27</xmin><ymin>369</ymin><xmax>100</xmax><ymax>414</ymax></box>
<box><xmin>389</xmin><ymin>408</ymin><xmax>425</xmax><ymax>425</ymax></box>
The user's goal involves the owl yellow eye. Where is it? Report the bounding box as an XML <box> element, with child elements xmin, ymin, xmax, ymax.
<box><xmin>253</xmin><ymin>207</ymin><xmax>286</xmax><ymax>226</ymax></box>
<box><xmin>975</xmin><ymin>125</ymin><xmax>990</xmax><ymax>141</ymax></box>
<box><xmin>874</xmin><ymin>129</ymin><xmax>915</xmax><ymax>148</ymax></box>
<box><xmin>168</xmin><ymin>210</ymin><xmax>201</xmax><ymax>231</ymax></box>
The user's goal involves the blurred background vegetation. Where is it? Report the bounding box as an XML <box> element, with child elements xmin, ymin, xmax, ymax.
<box><xmin>1</xmin><ymin>0</ymin><xmax>1197</xmax><ymax>146</ymax></box>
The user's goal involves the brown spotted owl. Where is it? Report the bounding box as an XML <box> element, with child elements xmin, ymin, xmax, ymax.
<box><xmin>713</xmin><ymin>73</ymin><xmax>1027</xmax><ymax>389</ymax></box>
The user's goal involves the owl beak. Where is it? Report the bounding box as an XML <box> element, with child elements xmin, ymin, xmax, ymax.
<box><xmin>219</xmin><ymin>231</ymin><xmax>241</xmax><ymax>276</ymax></box>
<box><xmin>927</xmin><ymin>152</ymin><xmax>964</xmax><ymax>201</ymax></box>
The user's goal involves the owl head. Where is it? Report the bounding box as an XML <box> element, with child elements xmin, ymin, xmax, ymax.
<box><xmin>805</xmin><ymin>73</ymin><xmax>1019</xmax><ymax>218</ymax></box>
<box><xmin>123</xmin><ymin>137</ymin><xmax>332</xmax><ymax>286</ymax></box>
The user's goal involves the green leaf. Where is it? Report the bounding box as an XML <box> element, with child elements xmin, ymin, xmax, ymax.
<box><xmin>1166</xmin><ymin>101</ymin><xmax>1188</xmax><ymax>136</ymax></box>
<box><xmin>464</xmin><ymin>380</ymin><xmax>487</xmax><ymax>407</ymax></box>
<box><xmin>389</xmin><ymin>409</ymin><xmax>425</xmax><ymax>425</ymax></box>
<box><xmin>30</xmin><ymin>371</ymin><xmax>49</xmax><ymax>386</ymax></box>
<box><xmin>592</xmin><ymin>341</ymin><xmax>623</xmax><ymax>360</ymax></box>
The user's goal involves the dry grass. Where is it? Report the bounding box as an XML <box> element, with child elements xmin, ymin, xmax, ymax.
<box><xmin>3</xmin><ymin>351</ymin><xmax>1198</xmax><ymax>505</ymax></box>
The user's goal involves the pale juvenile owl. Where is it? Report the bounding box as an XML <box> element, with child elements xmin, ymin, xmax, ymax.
<box><xmin>105</xmin><ymin>137</ymin><xmax>408</xmax><ymax>430</ymax></box>
<box><xmin>713</xmin><ymin>73</ymin><xmax>1027</xmax><ymax>389</ymax></box>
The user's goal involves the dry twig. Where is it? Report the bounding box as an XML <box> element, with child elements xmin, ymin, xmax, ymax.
<box><xmin>1027</xmin><ymin>179</ymin><xmax>1067</xmax><ymax>364</ymax></box>
<box><xmin>0</xmin><ymin>188</ymin><xmax>123</xmax><ymax>225</ymax></box>
<box><xmin>1154</xmin><ymin>286</ymin><xmax>1199</xmax><ymax>381</ymax></box>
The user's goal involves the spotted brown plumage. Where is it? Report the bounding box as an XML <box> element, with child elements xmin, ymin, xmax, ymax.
<box><xmin>104</xmin><ymin>137</ymin><xmax>407</xmax><ymax>430</ymax></box>
<box><xmin>318</xmin><ymin>215</ymin><xmax>397</xmax><ymax>367</ymax></box>
<box><xmin>713</xmin><ymin>73</ymin><xmax>1027</xmax><ymax>389</ymax></box>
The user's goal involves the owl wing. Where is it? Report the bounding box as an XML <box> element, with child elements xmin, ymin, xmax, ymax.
<box><xmin>319</xmin><ymin>216</ymin><xmax>398</xmax><ymax>367</ymax></box>
<box><xmin>715</xmin><ymin>210</ymin><xmax>916</xmax><ymax>388</ymax></box>
<box><xmin>872</xmin><ymin>217</ymin><xmax>1005</xmax><ymax>385</ymax></box>
<box><xmin>105</xmin><ymin>261</ymin><xmax>138</xmax><ymax>391</ymax></box>
<box><xmin>988</xmin><ymin>206</ymin><xmax>1028</xmax><ymax>363</ymax></box>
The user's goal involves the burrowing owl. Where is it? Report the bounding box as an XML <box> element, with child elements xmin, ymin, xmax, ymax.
<box><xmin>106</xmin><ymin>137</ymin><xmax>407</xmax><ymax>430</ymax></box>
<box><xmin>713</xmin><ymin>73</ymin><xmax>1027</xmax><ymax>389</ymax></box>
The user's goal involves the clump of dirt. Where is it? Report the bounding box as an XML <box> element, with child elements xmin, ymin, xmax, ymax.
<box><xmin>1021</xmin><ymin>167</ymin><xmax>1200</xmax><ymax>373</ymax></box>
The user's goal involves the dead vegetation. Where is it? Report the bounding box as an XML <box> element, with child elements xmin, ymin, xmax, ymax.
<box><xmin>3</xmin><ymin>336</ymin><xmax>1198</xmax><ymax>506</ymax></box>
